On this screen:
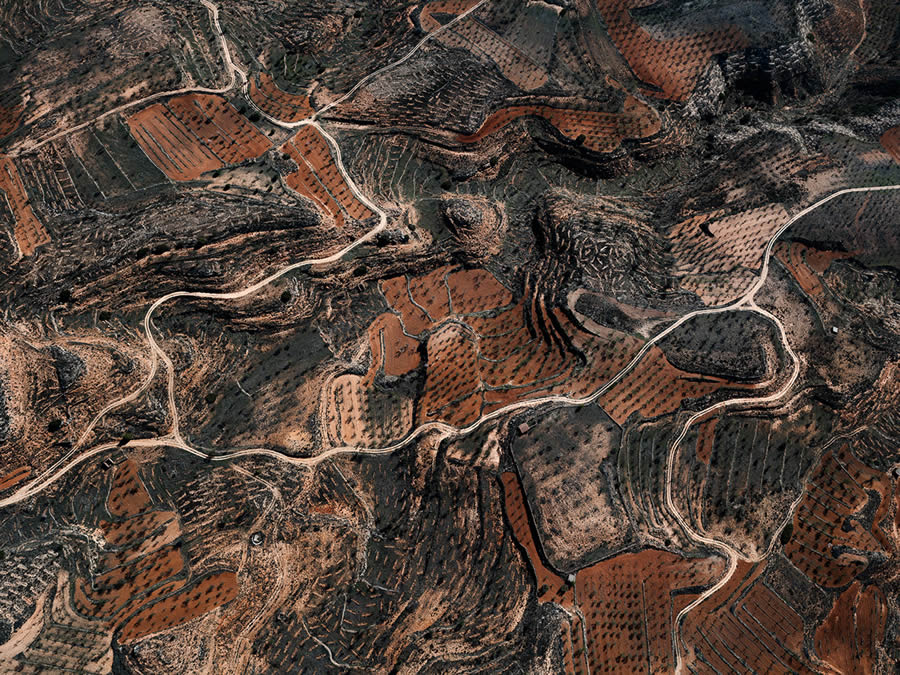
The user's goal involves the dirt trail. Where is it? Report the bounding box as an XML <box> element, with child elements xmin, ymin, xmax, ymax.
<box><xmin>3</xmin><ymin>11</ymin><xmax>899</xmax><ymax>657</ymax></box>
<box><xmin>9</xmin><ymin>0</ymin><xmax>240</xmax><ymax>157</ymax></box>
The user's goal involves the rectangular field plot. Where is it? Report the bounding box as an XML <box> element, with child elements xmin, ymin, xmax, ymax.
<box><xmin>126</xmin><ymin>94</ymin><xmax>271</xmax><ymax>181</ymax></box>
<box><xmin>280</xmin><ymin>125</ymin><xmax>374</xmax><ymax>226</ymax></box>
<box><xmin>248</xmin><ymin>72</ymin><xmax>313</xmax><ymax>123</ymax></box>
<box><xmin>0</xmin><ymin>154</ymin><xmax>50</xmax><ymax>256</ymax></box>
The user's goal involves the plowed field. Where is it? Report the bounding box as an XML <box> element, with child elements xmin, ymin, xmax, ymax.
<box><xmin>126</xmin><ymin>94</ymin><xmax>270</xmax><ymax>181</ymax></box>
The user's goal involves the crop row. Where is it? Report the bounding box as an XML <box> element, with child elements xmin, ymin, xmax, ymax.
<box><xmin>500</xmin><ymin>471</ymin><xmax>573</xmax><ymax>605</ymax></box>
<box><xmin>126</xmin><ymin>93</ymin><xmax>270</xmax><ymax>181</ymax></box>
<box><xmin>0</xmin><ymin>465</ymin><xmax>31</xmax><ymax>493</ymax></box>
<box><xmin>784</xmin><ymin>443</ymin><xmax>891</xmax><ymax>587</ymax></box>
<box><xmin>280</xmin><ymin>125</ymin><xmax>373</xmax><ymax>226</ymax></box>
<box><xmin>364</xmin><ymin>266</ymin><xmax>749</xmax><ymax>430</ymax></box>
<box><xmin>815</xmin><ymin>581</ymin><xmax>887</xmax><ymax>674</ymax></box>
<box><xmin>595</xmin><ymin>0</ymin><xmax>748</xmax><ymax>102</ymax></box>
<box><xmin>681</xmin><ymin>560</ymin><xmax>812</xmax><ymax>672</ymax></box>
<box><xmin>575</xmin><ymin>549</ymin><xmax>724</xmax><ymax>673</ymax></box>
<box><xmin>72</xmin><ymin>459</ymin><xmax>240</xmax><ymax>647</ymax></box>
<box><xmin>248</xmin><ymin>72</ymin><xmax>313</xmax><ymax>123</ymax></box>
<box><xmin>458</xmin><ymin>96</ymin><xmax>660</xmax><ymax>153</ymax></box>
<box><xmin>0</xmin><ymin>154</ymin><xmax>50</xmax><ymax>256</ymax></box>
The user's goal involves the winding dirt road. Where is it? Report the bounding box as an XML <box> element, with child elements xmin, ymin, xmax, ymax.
<box><xmin>3</xmin><ymin>3</ymin><xmax>899</xmax><ymax>667</ymax></box>
<box><xmin>6</xmin><ymin>184</ymin><xmax>898</xmax><ymax>514</ymax></box>
<box><xmin>9</xmin><ymin>0</ymin><xmax>242</xmax><ymax>158</ymax></box>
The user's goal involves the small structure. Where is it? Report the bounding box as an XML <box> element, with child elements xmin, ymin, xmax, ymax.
<box><xmin>831</xmin><ymin>326</ymin><xmax>839</xmax><ymax>334</ymax></box>
<box><xmin>518</xmin><ymin>422</ymin><xmax>531</xmax><ymax>435</ymax></box>
<box><xmin>250</xmin><ymin>531</ymin><xmax>264</xmax><ymax>546</ymax></box>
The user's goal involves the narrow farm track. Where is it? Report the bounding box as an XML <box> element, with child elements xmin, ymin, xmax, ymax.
<box><xmin>8</xmin><ymin>0</ymin><xmax>241</xmax><ymax>157</ymax></box>
<box><xmin>5</xmin><ymin>0</ymin><xmax>493</xmax><ymax>502</ymax></box>
<box><xmin>5</xmin><ymin>184</ymin><xmax>899</xmax><ymax>516</ymax></box>
<box><xmin>242</xmin><ymin>0</ymin><xmax>492</xmax><ymax>130</ymax></box>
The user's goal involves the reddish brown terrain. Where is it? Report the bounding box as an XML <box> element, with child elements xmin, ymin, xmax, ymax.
<box><xmin>458</xmin><ymin>95</ymin><xmax>661</xmax><ymax>153</ymax></box>
<box><xmin>0</xmin><ymin>0</ymin><xmax>898</xmax><ymax>671</ymax></box>
<box><xmin>1</xmin><ymin>154</ymin><xmax>50</xmax><ymax>255</ymax></box>
<box><xmin>248</xmin><ymin>73</ymin><xmax>314</xmax><ymax>123</ymax></box>
<box><xmin>126</xmin><ymin>94</ymin><xmax>270</xmax><ymax>181</ymax></box>
<box><xmin>280</xmin><ymin>124</ymin><xmax>373</xmax><ymax>227</ymax></box>
<box><xmin>595</xmin><ymin>0</ymin><xmax>749</xmax><ymax>101</ymax></box>
<box><xmin>815</xmin><ymin>582</ymin><xmax>887</xmax><ymax>675</ymax></box>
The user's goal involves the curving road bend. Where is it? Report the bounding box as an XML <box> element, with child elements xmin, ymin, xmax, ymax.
<box><xmin>9</xmin><ymin>0</ymin><xmax>241</xmax><ymax>158</ymax></box>
<box><xmin>7</xmin><ymin>185</ymin><xmax>899</xmax><ymax>515</ymax></box>
<box><xmin>3</xmin><ymin>3</ymin><xmax>896</xmax><ymax>669</ymax></box>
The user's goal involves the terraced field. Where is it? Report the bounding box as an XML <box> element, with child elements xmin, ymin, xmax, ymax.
<box><xmin>280</xmin><ymin>125</ymin><xmax>374</xmax><ymax>227</ymax></box>
<box><xmin>458</xmin><ymin>95</ymin><xmax>661</xmax><ymax>153</ymax></box>
<box><xmin>1</xmin><ymin>154</ymin><xmax>50</xmax><ymax>256</ymax></box>
<box><xmin>126</xmin><ymin>94</ymin><xmax>270</xmax><ymax>181</ymax></box>
<box><xmin>248</xmin><ymin>72</ymin><xmax>314</xmax><ymax>123</ymax></box>
<box><xmin>75</xmin><ymin>460</ymin><xmax>239</xmax><ymax>644</ymax></box>
<box><xmin>595</xmin><ymin>0</ymin><xmax>748</xmax><ymax>102</ymax></box>
<box><xmin>2</xmin><ymin>0</ymin><xmax>899</xmax><ymax>671</ymax></box>
<box><xmin>681</xmin><ymin>560</ymin><xmax>814</xmax><ymax>672</ymax></box>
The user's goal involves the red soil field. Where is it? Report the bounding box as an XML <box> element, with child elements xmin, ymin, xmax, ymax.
<box><xmin>576</xmin><ymin>549</ymin><xmax>724</xmax><ymax>673</ymax></box>
<box><xmin>100</xmin><ymin>510</ymin><xmax>179</xmax><ymax>548</ymax></box>
<box><xmin>419</xmin><ymin>0</ymin><xmax>482</xmax><ymax>32</ymax></box>
<box><xmin>784</xmin><ymin>444</ymin><xmax>891</xmax><ymax>587</ymax></box>
<box><xmin>446</xmin><ymin>268</ymin><xmax>513</xmax><ymax>313</ymax></box>
<box><xmin>881</xmin><ymin>127</ymin><xmax>900</xmax><ymax>163</ymax></box>
<box><xmin>1</xmin><ymin>154</ymin><xmax>50</xmax><ymax>256</ymax></box>
<box><xmin>380</xmin><ymin>276</ymin><xmax>433</xmax><ymax>335</ymax></box>
<box><xmin>458</xmin><ymin>95</ymin><xmax>661</xmax><ymax>153</ymax></box>
<box><xmin>371</xmin><ymin>267</ymin><xmax>746</xmax><ymax>429</ymax></box>
<box><xmin>280</xmin><ymin>138</ymin><xmax>344</xmax><ymax>227</ymax></box>
<box><xmin>119</xmin><ymin>571</ymin><xmax>239</xmax><ymax>643</ymax></box>
<box><xmin>418</xmin><ymin>323</ymin><xmax>483</xmax><ymax>426</ymax></box>
<box><xmin>815</xmin><ymin>582</ymin><xmax>886</xmax><ymax>675</ymax></box>
<box><xmin>126</xmin><ymin>94</ymin><xmax>270</xmax><ymax>181</ymax></box>
<box><xmin>775</xmin><ymin>241</ymin><xmax>856</xmax><ymax>296</ymax></box>
<box><xmin>0</xmin><ymin>466</ymin><xmax>31</xmax><ymax>492</ymax></box>
<box><xmin>248</xmin><ymin>72</ymin><xmax>313</xmax><ymax>123</ymax></box>
<box><xmin>694</xmin><ymin>417</ymin><xmax>718</xmax><ymax>463</ymax></box>
<box><xmin>810</xmin><ymin>0</ymin><xmax>865</xmax><ymax>64</ymax></box>
<box><xmin>77</xmin><ymin>463</ymin><xmax>188</xmax><ymax>623</ymax></box>
<box><xmin>375</xmin><ymin>267</ymin><xmax>737</xmax><ymax>427</ymax></box>
<box><xmin>500</xmin><ymin>472</ymin><xmax>573</xmax><ymax>606</ymax></box>
<box><xmin>280</xmin><ymin>125</ymin><xmax>373</xmax><ymax>226</ymax></box>
<box><xmin>75</xmin><ymin>459</ymin><xmax>240</xmax><ymax>645</ymax></box>
<box><xmin>670</xmin><ymin>205</ymin><xmax>788</xmax><ymax>276</ymax></box>
<box><xmin>596</xmin><ymin>346</ymin><xmax>740</xmax><ymax>425</ymax></box>
<box><xmin>595</xmin><ymin>0</ymin><xmax>748</xmax><ymax>102</ymax></box>
<box><xmin>80</xmin><ymin>545</ymin><xmax>186</xmax><ymax>618</ymax></box>
<box><xmin>0</xmin><ymin>103</ymin><xmax>23</xmax><ymax>139</ymax></box>
<box><xmin>408</xmin><ymin>266</ymin><xmax>453</xmax><ymax>321</ymax></box>
<box><xmin>106</xmin><ymin>460</ymin><xmax>153</xmax><ymax>517</ymax></box>
<box><xmin>363</xmin><ymin>312</ymin><xmax>421</xmax><ymax>386</ymax></box>
<box><xmin>681</xmin><ymin>560</ymin><xmax>813</xmax><ymax>673</ymax></box>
